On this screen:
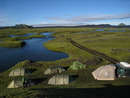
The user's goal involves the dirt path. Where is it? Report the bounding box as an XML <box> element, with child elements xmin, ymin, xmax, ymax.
<box><xmin>67</xmin><ymin>38</ymin><xmax>120</xmax><ymax>64</ymax></box>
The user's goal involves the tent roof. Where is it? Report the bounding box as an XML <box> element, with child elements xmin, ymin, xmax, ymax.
<box><xmin>48</xmin><ymin>75</ymin><xmax>69</xmax><ymax>85</ymax></box>
<box><xmin>7</xmin><ymin>77</ymin><xmax>34</xmax><ymax>88</ymax></box>
<box><xmin>69</xmin><ymin>61</ymin><xmax>86</xmax><ymax>70</ymax></box>
<box><xmin>9</xmin><ymin>68</ymin><xmax>25</xmax><ymax>76</ymax></box>
<box><xmin>49</xmin><ymin>66</ymin><xmax>62</xmax><ymax>69</ymax></box>
<box><xmin>7</xmin><ymin>78</ymin><xmax>23</xmax><ymax>88</ymax></box>
<box><xmin>92</xmin><ymin>65</ymin><xmax>116</xmax><ymax>80</ymax></box>
<box><xmin>44</xmin><ymin>66</ymin><xmax>65</xmax><ymax>75</ymax></box>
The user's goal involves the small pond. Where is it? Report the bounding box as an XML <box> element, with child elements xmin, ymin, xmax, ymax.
<box><xmin>0</xmin><ymin>32</ymin><xmax>68</xmax><ymax>72</ymax></box>
<box><xmin>78</xmin><ymin>29</ymin><xmax>126</xmax><ymax>33</ymax></box>
<box><xmin>95</xmin><ymin>29</ymin><xmax>126</xmax><ymax>32</ymax></box>
<box><xmin>8</xmin><ymin>33</ymin><xmax>37</xmax><ymax>37</ymax></box>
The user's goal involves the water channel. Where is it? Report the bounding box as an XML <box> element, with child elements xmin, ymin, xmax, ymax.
<box><xmin>0</xmin><ymin>32</ymin><xmax>68</xmax><ymax>72</ymax></box>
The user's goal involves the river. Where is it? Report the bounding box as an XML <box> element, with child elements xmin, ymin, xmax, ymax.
<box><xmin>0</xmin><ymin>32</ymin><xmax>68</xmax><ymax>72</ymax></box>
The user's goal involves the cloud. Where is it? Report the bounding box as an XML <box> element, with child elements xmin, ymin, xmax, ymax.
<box><xmin>32</xmin><ymin>23</ymin><xmax>86</xmax><ymax>27</ymax></box>
<box><xmin>0</xmin><ymin>12</ymin><xmax>8</xmax><ymax>26</ymax></box>
<box><xmin>45</xmin><ymin>13</ymin><xmax>130</xmax><ymax>23</ymax></box>
<box><xmin>39</xmin><ymin>22</ymin><xmax>49</xmax><ymax>24</ymax></box>
<box><xmin>45</xmin><ymin>17</ymin><xmax>67</xmax><ymax>22</ymax></box>
<box><xmin>0</xmin><ymin>19</ymin><xmax>8</xmax><ymax>26</ymax></box>
<box><xmin>0</xmin><ymin>18</ymin><xmax>7</xmax><ymax>25</ymax></box>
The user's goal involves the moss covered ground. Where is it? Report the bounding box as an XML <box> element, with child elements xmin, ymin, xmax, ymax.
<box><xmin>0</xmin><ymin>27</ymin><xmax>130</xmax><ymax>97</ymax></box>
<box><xmin>0</xmin><ymin>41</ymin><xmax>26</xmax><ymax>47</ymax></box>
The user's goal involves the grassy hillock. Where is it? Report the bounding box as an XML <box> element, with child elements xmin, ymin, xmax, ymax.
<box><xmin>0</xmin><ymin>41</ymin><xmax>26</xmax><ymax>47</ymax></box>
<box><xmin>29</xmin><ymin>33</ymin><xmax>45</xmax><ymax>38</ymax></box>
<box><xmin>17</xmin><ymin>34</ymin><xmax>45</xmax><ymax>40</ymax></box>
<box><xmin>0</xmin><ymin>27</ymin><xmax>130</xmax><ymax>97</ymax></box>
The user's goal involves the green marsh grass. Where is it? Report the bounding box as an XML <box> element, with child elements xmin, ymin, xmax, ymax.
<box><xmin>0</xmin><ymin>41</ymin><xmax>25</xmax><ymax>47</ymax></box>
<box><xmin>29</xmin><ymin>33</ymin><xmax>45</xmax><ymax>38</ymax></box>
<box><xmin>1</xmin><ymin>27</ymin><xmax>130</xmax><ymax>97</ymax></box>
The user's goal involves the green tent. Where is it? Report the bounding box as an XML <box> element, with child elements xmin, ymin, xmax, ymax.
<box><xmin>69</xmin><ymin>61</ymin><xmax>86</xmax><ymax>70</ymax></box>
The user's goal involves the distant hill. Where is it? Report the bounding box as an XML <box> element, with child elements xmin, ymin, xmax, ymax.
<box><xmin>33</xmin><ymin>24</ymin><xmax>130</xmax><ymax>28</ymax></box>
<box><xmin>0</xmin><ymin>24</ymin><xmax>33</xmax><ymax>29</ymax></box>
<box><xmin>0</xmin><ymin>24</ymin><xmax>130</xmax><ymax>29</ymax></box>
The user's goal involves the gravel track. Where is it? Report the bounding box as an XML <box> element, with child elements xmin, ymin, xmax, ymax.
<box><xmin>67</xmin><ymin>38</ymin><xmax>120</xmax><ymax>64</ymax></box>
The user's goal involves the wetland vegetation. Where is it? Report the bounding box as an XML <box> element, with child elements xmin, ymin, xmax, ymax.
<box><xmin>0</xmin><ymin>27</ymin><xmax>130</xmax><ymax>97</ymax></box>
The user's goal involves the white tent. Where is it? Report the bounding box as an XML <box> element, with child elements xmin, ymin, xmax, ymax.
<box><xmin>7</xmin><ymin>78</ymin><xmax>35</xmax><ymax>88</ymax></box>
<box><xmin>48</xmin><ymin>75</ymin><xmax>70</xmax><ymax>85</ymax></box>
<box><xmin>44</xmin><ymin>66</ymin><xmax>65</xmax><ymax>75</ymax></box>
<box><xmin>7</xmin><ymin>79</ymin><xmax>23</xmax><ymax>88</ymax></box>
<box><xmin>9</xmin><ymin>68</ymin><xmax>25</xmax><ymax>76</ymax></box>
<box><xmin>92</xmin><ymin>65</ymin><xmax>116</xmax><ymax>80</ymax></box>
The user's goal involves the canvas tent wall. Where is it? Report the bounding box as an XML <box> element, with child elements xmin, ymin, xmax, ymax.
<box><xmin>92</xmin><ymin>65</ymin><xmax>116</xmax><ymax>80</ymax></box>
<box><xmin>48</xmin><ymin>75</ymin><xmax>71</xmax><ymax>85</ymax></box>
<box><xmin>69</xmin><ymin>61</ymin><xmax>86</xmax><ymax>70</ymax></box>
<box><xmin>7</xmin><ymin>78</ymin><xmax>23</xmax><ymax>88</ymax></box>
<box><xmin>44</xmin><ymin>66</ymin><xmax>65</xmax><ymax>75</ymax></box>
<box><xmin>9</xmin><ymin>68</ymin><xmax>25</xmax><ymax>76</ymax></box>
<box><xmin>7</xmin><ymin>78</ymin><xmax>34</xmax><ymax>88</ymax></box>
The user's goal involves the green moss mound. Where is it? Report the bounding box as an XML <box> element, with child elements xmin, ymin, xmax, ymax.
<box><xmin>0</xmin><ymin>41</ymin><xmax>26</xmax><ymax>47</ymax></box>
<box><xmin>29</xmin><ymin>34</ymin><xmax>45</xmax><ymax>38</ymax></box>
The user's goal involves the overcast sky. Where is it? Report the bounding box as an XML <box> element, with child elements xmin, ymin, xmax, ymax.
<box><xmin>0</xmin><ymin>0</ymin><xmax>130</xmax><ymax>26</ymax></box>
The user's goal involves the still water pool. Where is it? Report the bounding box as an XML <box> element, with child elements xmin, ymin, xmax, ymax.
<box><xmin>0</xmin><ymin>32</ymin><xmax>68</xmax><ymax>72</ymax></box>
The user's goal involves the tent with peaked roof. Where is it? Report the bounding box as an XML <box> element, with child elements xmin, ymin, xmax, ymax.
<box><xmin>9</xmin><ymin>68</ymin><xmax>25</xmax><ymax>76</ymax></box>
<box><xmin>69</xmin><ymin>61</ymin><xmax>86</xmax><ymax>70</ymax></box>
<box><xmin>44</xmin><ymin>66</ymin><xmax>65</xmax><ymax>75</ymax></box>
<box><xmin>48</xmin><ymin>75</ymin><xmax>74</xmax><ymax>85</ymax></box>
<box><xmin>7</xmin><ymin>78</ymin><xmax>23</xmax><ymax>88</ymax></box>
<box><xmin>7</xmin><ymin>77</ymin><xmax>35</xmax><ymax>88</ymax></box>
<box><xmin>92</xmin><ymin>65</ymin><xmax>116</xmax><ymax>80</ymax></box>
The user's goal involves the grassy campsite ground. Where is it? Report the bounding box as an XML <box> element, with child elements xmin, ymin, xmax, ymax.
<box><xmin>0</xmin><ymin>27</ymin><xmax>130</xmax><ymax>97</ymax></box>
